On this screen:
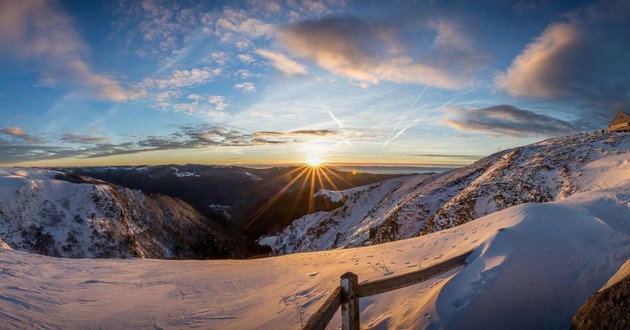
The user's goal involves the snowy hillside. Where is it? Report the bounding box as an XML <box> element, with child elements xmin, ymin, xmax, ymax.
<box><xmin>0</xmin><ymin>177</ymin><xmax>628</xmax><ymax>329</ymax></box>
<box><xmin>274</xmin><ymin>132</ymin><xmax>630</xmax><ymax>254</ymax></box>
<box><xmin>0</xmin><ymin>168</ymin><xmax>241</xmax><ymax>259</ymax></box>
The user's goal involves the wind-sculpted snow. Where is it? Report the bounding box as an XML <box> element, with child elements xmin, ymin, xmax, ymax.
<box><xmin>274</xmin><ymin>132</ymin><xmax>630</xmax><ymax>254</ymax></box>
<box><xmin>0</xmin><ymin>168</ymin><xmax>239</xmax><ymax>259</ymax></box>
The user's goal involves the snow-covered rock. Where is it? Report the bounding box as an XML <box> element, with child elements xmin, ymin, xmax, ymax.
<box><xmin>0</xmin><ymin>168</ymin><xmax>239</xmax><ymax>259</ymax></box>
<box><xmin>274</xmin><ymin>132</ymin><xmax>630</xmax><ymax>254</ymax></box>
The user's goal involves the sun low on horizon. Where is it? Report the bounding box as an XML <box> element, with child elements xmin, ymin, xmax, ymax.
<box><xmin>1</xmin><ymin>0</ymin><xmax>628</xmax><ymax>169</ymax></box>
<box><xmin>306</xmin><ymin>156</ymin><xmax>324</xmax><ymax>167</ymax></box>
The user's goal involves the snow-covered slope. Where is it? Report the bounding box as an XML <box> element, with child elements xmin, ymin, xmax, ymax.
<box><xmin>274</xmin><ymin>132</ymin><xmax>630</xmax><ymax>254</ymax></box>
<box><xmin>0</xmin><ymin>178</ymin><xmax>628</xmax><ymax>329</ymax></box>
<box><xmin>0</xmin><ymin>168</ymin><xmax>240</xmax><ymax>259</ymax></box>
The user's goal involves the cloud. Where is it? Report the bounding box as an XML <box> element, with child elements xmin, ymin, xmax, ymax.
<box><xmin>212</xmin><ymin>52</ymin><xmax>229</xmax><ymax>65</ymax></box>
<box><xmin>234</xmin><ymin>82</ymin><xmax>257</xmax><ymax>93</ymax></box>
<box><xmin>60</xmin><ymin>133</ymin><xmax>109</xmax><ymax>144</ymax></box>
<box><xmin>214</xmin><ymin>8</ymin><xmax>274</xmax><ymax>45</ymax></box>
<box><xmin>144</xmin><ymin>67</ymin><xmax>221</xmax><ymax>89</ymax></box>
<box><xmin>496</xmin><ymin>1</ymin><xmax>630</xmax><ymax>124</ymax></box>
<box><xmin>172</xmin><ymin>95</ymin><xmax>229</xmax><ymax>115</ymax></box>
<box><xmin>0</xmin><ymin>1</ymin><xmax>142</xmax><ymax>101</ymax></box>
<box><xmin>255</xmin><ymin>49</ymin><xmax>308</xmax><ymax>75</ymax></box>
<box><xmin>152</xmin><ymin>92</ymin><xmax>229</xmax><ymax>115</ymax></box>
<box><xmin>279</xmin><ymin>16</ymin><xmax>479</xmax><ymax>88</ymax></box>
<box><xmin>0</xmin><ymin>124</ymin><xmax>383</xmax><ymax>164</ymax></box>
<box><xmin>444</xmin><ymin>105</ymin><xmax>581</xmax><ymax>137</ymax></box>
<box><xmin>114</xmin><ymin>0</ymin><xmax>204</xmax><ymax>56</ymax></box>
<box><xmin>289</xmin><ymin>129</ymin><xmax>337</xmax><ymax>136</ymax></box>
<box><xmin>237</xmin><ymin>54</ymin><xmax>255</xmax><ymax>64</ymax></box>
<box><xmin>1</xmin><ymin>127</ymin><xmax>40</xmax><ymax>143</ymax></box>
<box><xmin>496</xmin><ymin>22</ymin><xmax>581</xmax><ymax>99</ymax></box>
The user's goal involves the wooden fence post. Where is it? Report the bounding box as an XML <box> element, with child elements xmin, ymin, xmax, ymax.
<box><xmin>340</xmin><ymin>272</ymin><xmax>359</xmax><ymax>330</ymax></box>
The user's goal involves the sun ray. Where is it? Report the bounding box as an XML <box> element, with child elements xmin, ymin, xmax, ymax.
<box><xmin>243</xmin><ymin>165</ymin><xmax>310</xmax><ymax>230</ymax></box>
<box><xmin>307</xmin><ymin>166</ymin><xmax>317</xmax><ymax>213</ymax></box>
<box><xmin>320</xmin><ymin>164</ymin><xmax>355</xmax><ymax>187</ymax></box>
<box><xmin>318</xmin><ymin>167</ymin><xmax>341</xmax><ymax>191</ymax></box>
<box><xmin>314</xmin><ymin>167</ymin><xmax>327</xmax><ymax>191</ymax></box>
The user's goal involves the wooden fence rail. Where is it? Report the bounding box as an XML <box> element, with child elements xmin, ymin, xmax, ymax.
<box><xmin>303</xmin><ymin>249</ymin><xmax>476</xmax><ymax>330</ymax></box>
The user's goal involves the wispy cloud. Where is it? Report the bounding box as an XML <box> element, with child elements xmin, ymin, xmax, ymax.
<box><xmin>255</xmin><ymin>49</ymin><xmax>307</xmax><ymax>75</ymax></box>
<box><xmin>60</xmin><ymin>133</ymin><xmax>109</xmax><ymax>144</ymax></box>
<box><xmin>444</xmin><ymin>105</ymin><xmax>580</xmax><ymax>137</ymax></box>
<box><xmin>0</xmin><ymin>1</ymin><xmax>142</xmax><ymax>101</ymax></box>
<box><xmin>1</xmin><ymin>127</ymin><xmax>40</xmax><ymax>144</ymax></box>
<box><xmin>237</xmin><ymin>54</ymin><xmax>255</xmax><ymax>64</ymax></box>
<box><xmin>214</xmin><ymin>8</ymin><xmax>274</xmax><ymax>46</ymax></box>
<box><xmin>114</xmin><ymin>0</ymin><xmax>205</xmax><ymax>56</ymax></box>
<box><xmin>234</xmin><ymin>82</ymin><xmax>257</xmax><ymax>93</ymax></box>
<box><xmin>144</xmin><ymin>67</ymin><xmax>221</xmax><ymax>89</ymax></box>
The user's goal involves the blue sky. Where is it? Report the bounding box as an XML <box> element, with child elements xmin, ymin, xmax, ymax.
<box><xmin>0</xmin><ymin>0</ymin><xmax>627</xmax><ymax>167</ymax></box>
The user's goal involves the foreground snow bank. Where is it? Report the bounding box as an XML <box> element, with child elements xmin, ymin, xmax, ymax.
<box><xmin>0</xmin><ymin>186</ymin><xmax>628</xmax><ymax>328</ymax></box>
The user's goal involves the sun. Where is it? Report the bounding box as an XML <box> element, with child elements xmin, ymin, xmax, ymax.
<box><xmin>306</xmin><ymin>156</ymin><xmax>324</xmax><ymax>167</ymax></box>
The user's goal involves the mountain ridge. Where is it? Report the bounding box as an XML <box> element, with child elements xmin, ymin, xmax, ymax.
<box><xmin>0</xmin><ymin>167</ymin><xmax>244</xmax><ymax>259</ymax></box>
<box><xmin>273</xmin><ymin>132</ymin><xmax>630</xmax><ymax>254</ymax></box>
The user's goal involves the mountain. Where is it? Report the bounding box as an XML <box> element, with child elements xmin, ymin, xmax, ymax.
<box><xmin>60</xmin><ymin>165</ymin><xmax>402</xmax><ymax>241</ymax></box>
<box><xmin>0</xmin><ymin>168</ymin><xmax>245</xmax><ymax>259</ymax></box>
<box><xmin>273</xmin><ymin>132</ymin><xmax>630</xmax><ymax>254</ymax></box>
<box><xmin>0</xmin><ymin>170</ymin><xmax>627</xmax><ymax>328</ymax></box>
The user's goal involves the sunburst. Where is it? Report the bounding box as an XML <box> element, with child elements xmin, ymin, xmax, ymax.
<box><xmin>243</xmin><ymin>162</ymin><xmax>356</xmax><ymax>232</ymax></box>
<box><xmin>306</xmin><ymin>156</ymin><xmax>323</xmax><ymax>167</ymax></box>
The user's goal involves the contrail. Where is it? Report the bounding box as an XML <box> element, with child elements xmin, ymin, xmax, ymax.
<box><xmin>392</xmin><ymin>86</ymin><xmax>428</xmax><ymax>133</ymax></box>
<box><xmin>318</xmin><ymin>100</ymin><xmax>344</xmax><ymax>128</ymax></box>
<box><xmin>384</xmin><ymin>97</ymin><xmax>455</xmax><ymax>146</ymax></box>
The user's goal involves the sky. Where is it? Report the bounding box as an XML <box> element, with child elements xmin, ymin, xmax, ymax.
<box><xmin>0</xmin><ymin>0</ymin><xmax>628</xmax><ymax>167</ymax></box>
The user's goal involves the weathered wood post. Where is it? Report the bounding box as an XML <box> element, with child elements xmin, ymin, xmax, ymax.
<box><xmin>340</xmin><ymin>272</ymin><xmax>359</xmax><ymax>330</ymax></box>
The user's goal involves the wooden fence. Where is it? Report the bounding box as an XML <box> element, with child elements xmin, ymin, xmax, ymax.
<box><xmin>302</xmin><ymin>249</ymin><xmax>475</xmax><ymax>330</ymax></box>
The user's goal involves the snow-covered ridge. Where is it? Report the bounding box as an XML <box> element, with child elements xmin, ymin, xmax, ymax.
<box><xmin>0</xmin><ymin>167</ymin><xmax>237</xmax><ymax>259</ymax></box>
<box><xmin>274</xmin><ymin>132</ymin><xmax>630</xmax><ymax>254</ymax></box>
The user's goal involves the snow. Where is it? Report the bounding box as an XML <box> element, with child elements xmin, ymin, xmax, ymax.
<box><xmin>171</xmin><ymin>166</ymin><xmax>199</xmax><ymax>177</ymax></box>
<box><xmin>243</xmin><ymin>171</ymin><xmax>263</xmax><ymax>181</ymax></box>
<box><xmin>601</xmin><ymin>259</ymin><xmax>630</xmax><ymax>291</ymax></box>
<box><xmin>315</xmin><ymin>189</ymin><xmax>345</xmax><ymax>203</ymax></box>
<box><xmin>0</xmin><ymin>182</ymin><xmax>628</xmax><ymax>329</ymax></box>
<box><xmin>256</xmin><ymin>235</ymin><xmax>278</xmax><ymax>247</ymax></box>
